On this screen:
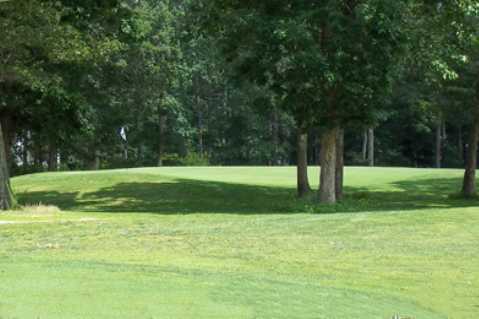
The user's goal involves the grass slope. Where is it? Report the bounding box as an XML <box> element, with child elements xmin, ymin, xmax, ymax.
<box><xmin>0</xmin><ymin>167</ymin><xmax>478</xmax><ymax>319</ymax></box>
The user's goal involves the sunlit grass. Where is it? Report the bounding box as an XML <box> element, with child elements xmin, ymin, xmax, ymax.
<box><xmin>0</xmin><ymin>167</ymin><xmax>477</xmax><ymax>319</ymax></box>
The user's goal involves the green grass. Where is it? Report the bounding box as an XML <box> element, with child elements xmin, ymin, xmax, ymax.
<box><xmin>1</xmin><ymin>166</ymin><xmax>478</xmax><ymax>319</ymax></box>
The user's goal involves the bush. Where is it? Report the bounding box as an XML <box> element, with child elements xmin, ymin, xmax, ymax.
<box><xmin>162</xmin><ymin>153</ymin><xmax>182</xmax><ymax>166</ymax></box>
<box><xmin>163</xmin><ymin>152</ymin><xmax>210</xmax><ymax>166</ymax></box>
<box><xmin>180</xmin><ymin>152</ymin><xmax>210</xmax><ymax>166</ymax></box>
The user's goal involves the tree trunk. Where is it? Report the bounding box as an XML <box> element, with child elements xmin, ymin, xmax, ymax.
<box><xmin>123</xmin><ymin>144</ymin><xmax>128</xmax><ymax>161</ymax></box>
<box><xmin>271</xmin><ymin>109</ymin><xmax>280</xmax><ymax>165</ymax></box>
<box><xmin>48</xmin><ymin>141</ymin><xmax>58</xmax><ymax>171</ymax></box>
<box><xmin>33</xmin><ymin>139</ymin><xmax>43</xmax><ymax>169</ymax></box>
<box><xmin>462</xmin><ymin>112</ymin><xmax>479</xmax><ymax>198</ymax></box>
<box><xmin>335</xmin><ymin>128</ymin><xmax>344</xmax><ymax>201</ymax></box>
<box><xmin>0</xmin><ymin>121</ymin><xmax>14</xmax><ymax>210</ymax></box>
<box><xmin>442</xmin><ymin>120</ymin><xmax>447</xmax><ymax>140</ymax></box>
<box><xmin>314</xmin><ymin>129</ymin><xmax>321</xmax><ymax>165</ymax></box>
<box><xmin>435</xmin><ymin>121</ymin><xmax>442</xmax><ymax>169</ymax></box>
<box><xmin>157</xmin><ymin>112</ymin><xmax>167</xmax><ymax>167</ymax></box>
<box><xmin>462</xmin><ymin>74</ymin><xmax>479</xmax><ymax>197</ymax></box>
<box><xmin>362</xmin><ymin>129</ymin><xmax>368</xmax><ymax>162</ymax></box>
<box><xmin>458</xmin><ymin>125</ymin><xmax>464</xmax><ymax>165</ymax></box>
<box><xmin>90</xmin><ymin>150</ymin><xmax>100</xmax><ymax>170</ymax></box>
<box><xmin>198</xmin><ymin>109</ymin><xmax>204</xmax><ymax>156</ymax></box>
<box><xmin>0</xmin><ymin>115</ymin><xmax>15</xmax><ymax>170</ymax></box>
<box><xmin>297</xmin><ymin>128</ymin><xmax>311</xmax><ymax>197</ymax></box>
<box><xmin>368</xmin><ymin>127</ymin><xmax>375</xmax><ymax>167</ymax></box>
<box><xmin>319</xmin><ymin>127</ymin><xmax>338</xmax><ymax>203</ymax></box>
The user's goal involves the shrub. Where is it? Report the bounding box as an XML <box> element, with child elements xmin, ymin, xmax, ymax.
<box><xmin>179</xmin><ymin>152</ymin><xmax>209</xmax><ymax>166</ymax></box>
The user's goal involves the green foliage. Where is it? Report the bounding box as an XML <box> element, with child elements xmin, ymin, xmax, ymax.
<box><xmin>1</xmin><ymin>0</ymin><xmax>479</xmax><ymax>181</ymax></box>
<box><xmin>204</xmin><ymin>0</ymin><xmax>414</xmax><ymax>130</ymax></box>
<box><xmin>180</xmin><ymin>152</ymin><xmax>210</xmax><ymax>166</ymax></box>
<box><xmin>160</xmin><ymin>152</ymin><xmax>209</xmax><ymax>166</ymax></box>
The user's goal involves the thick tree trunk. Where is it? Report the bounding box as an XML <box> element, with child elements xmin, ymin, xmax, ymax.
<box><xmin>319</xmin><ymin>127</ymin><xmax>338</xmax><ymax>203</ymax></box>
<box><xmin>462</xmin><ymin>113</ymin><xmax>479</xmax><ymax>197</ymax></box>
<box><xmin>0</xmin><ymin>121</ymin><xmax>14</xmax><ymax>210</ymax></box>
<box><xmin>0</xmin><ymin>115</ymin><xmax>15</xmax><ymax>170</ymax></box>
<box><xmin>362</xmin><ymin>129</ymin><xmax>368</xmax><ymax>162</ymax></box>
<box><xmin>368</xmin><ymin>127</ymin><xmax>375</xmax><ymax>167</ymax></box>
<box><xmin>297</xmin><ymin>128</ymin><xmax>311</xmax><ymax>197</ymax></box>
<box><xmin>335</xmin><ymin>128</ymin><xmax>344</xmax><ymax>201</ymax></box>
<box><xmin>435</xmin><ymin>121</ymin><xmax>442</xmax><ymax>169</ymax></box>
<box><xmin>157</xmin><ymin>112</ymin><xmax>167</xmax><ymax>167</ymax></box>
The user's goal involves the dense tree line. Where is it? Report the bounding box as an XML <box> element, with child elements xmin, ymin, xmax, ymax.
<box><xmin>0</xmin><ymin>0</ymin><xmax>478</xmax><ymax>208</ymax></box>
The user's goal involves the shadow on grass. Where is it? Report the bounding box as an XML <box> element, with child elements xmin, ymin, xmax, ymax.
<box><xmin>16</xmin><ymin>177</ymin><xmax>479</xmax><ymax>215</ymax></box>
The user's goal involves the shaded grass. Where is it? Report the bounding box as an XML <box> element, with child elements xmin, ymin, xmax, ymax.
<box><xmin>13</xmin><ymin>167</ymin><xmax>478</xmax><ymax>215</ymax></box>
<box><xmin>0</xmin><ymin>167</ymin><xmax>478</xmax><ymax>318</ymax></box>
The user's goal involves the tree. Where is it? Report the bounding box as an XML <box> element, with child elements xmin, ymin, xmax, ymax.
<box><xmin>462</xmin><ymin>64</ymin><xmax>479</xmax><ymax>197</ymax></box>
<box><xmin>204</xmin><ymin>0</ymin><xmax>412</xmax><ymax>202</ymax></box>
<box><xmin>416</xmin><ymin>1</ymin><xmax>479</xmax><ymax>196</ymax></box>
<box><xmin>419</xmin><ymin>1</ymin><xmax>479</xmax><ymax>196</ymax></box>
<box><xmin>0</xmin><ymin>0</ymin><xmax>130</xmax><ymax>209</ymax></box>
<box><xmin>0</xmin><ymin>122</ymin><xmax>14</xmax><ymax>209</ymax></box>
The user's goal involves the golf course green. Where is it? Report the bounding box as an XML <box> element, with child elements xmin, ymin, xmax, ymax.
<box><xmin>0</xmin><ymin>167</ymin><xmax>477</xmax><ymax>319</ymax></box>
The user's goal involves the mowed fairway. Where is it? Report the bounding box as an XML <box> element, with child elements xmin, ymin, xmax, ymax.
<box><xmin>1</xmin><ymin>167</ymin><xmax>478</xmax><ymax>319</ymax></box>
